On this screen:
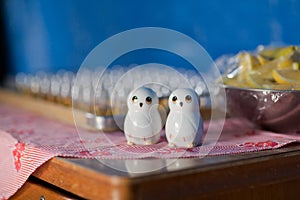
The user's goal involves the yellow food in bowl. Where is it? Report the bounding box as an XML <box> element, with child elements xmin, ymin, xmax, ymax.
<box><xmin>221</xmin><ymin>46</ymin><xmax>300</xmax><ymax>90</ymax></box>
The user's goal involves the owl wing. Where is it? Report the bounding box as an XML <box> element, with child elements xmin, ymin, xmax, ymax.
<box><xmin>124</xmin><ymin>113</ymin><xmax>135</xmax><ymax>136</ymax></box>
<box><xmin>125</xmin><ymin>111</ymin><xmax>152</xmax><ymax>137</ymax></box>
<box><xmin>185</xmin><ymin>112</ymin><xmax>200</xmax><ymax>134</ymax></box>
<box><xmin>150</xmin><ymin>108</ymin><xmax>162</xmax><ymax>135</ymax></box>
<box><xmin>186</xmin><ymin>112</ymin><xmax>203</xmax><ymax>144</ymax></box>
<box><xmin>165</xmin><ymin>112</ymin><xmax>178</xmax><ymax>141</ymax></box>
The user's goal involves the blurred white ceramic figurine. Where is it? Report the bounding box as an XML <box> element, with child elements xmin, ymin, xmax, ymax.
<box><xmin>124</xmin><ymin>87</ymin><xmax>162</xmax><ymax>145</ymax></box>
<box><xmin>166</xmin><ymin>88</ymin><xmax>203</xmax><ymax>148</ymax></box>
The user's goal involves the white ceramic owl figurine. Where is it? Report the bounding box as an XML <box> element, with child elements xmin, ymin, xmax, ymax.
<box><xmin>166</xmin><ymin>88</ymin><xmax>203</xmax><ymax>148</ymax></box>
<box><xmin>124</xmin><ymin>87</ymin><xmax>162</xmax><ymax>145</ymax></box>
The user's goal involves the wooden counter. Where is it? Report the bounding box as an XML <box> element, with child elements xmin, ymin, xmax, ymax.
<box><xmin>1</xmin><ymin>90</ymin><xmax>300</xmax><ymax>200</ymax></box>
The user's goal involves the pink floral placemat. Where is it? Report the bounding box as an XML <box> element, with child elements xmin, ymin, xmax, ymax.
<box><xmin>1</xmin><ymin>104</ymin><xmax>300</xmax><ymax>199</ymax></box>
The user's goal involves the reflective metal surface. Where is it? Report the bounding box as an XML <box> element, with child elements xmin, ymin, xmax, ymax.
<box><xmin>223</xmin><ymin>86</ymin><xmax>300</xmax><ymax>133</ymax></box>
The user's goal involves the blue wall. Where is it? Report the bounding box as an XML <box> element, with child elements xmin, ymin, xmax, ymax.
<box><xmin>3</xmin><ymin>0</ymin><xmax>300</xmax><ymax>74</ymax></box>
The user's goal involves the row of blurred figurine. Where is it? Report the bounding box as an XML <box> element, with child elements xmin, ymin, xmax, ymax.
<box><xmin>11</xmin><ymin>64</ymin><xmax>210</xmax><ymax>116</ymax></box>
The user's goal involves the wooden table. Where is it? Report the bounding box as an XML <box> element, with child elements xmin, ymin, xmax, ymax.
<box><xmin>1</xmin><ymin>90</ymin><xmax>300</xmax><ymax>200</ymax></box>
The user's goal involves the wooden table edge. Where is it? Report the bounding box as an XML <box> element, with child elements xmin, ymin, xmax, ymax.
<box><xmin>31</xmin><ymin>145</ymin><xmax>300</xmax><ymax>199</ymax></box>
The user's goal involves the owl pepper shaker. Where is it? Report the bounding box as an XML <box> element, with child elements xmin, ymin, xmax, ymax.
<box><xmin>166</xmin><ymin>88</ymin><xmax>203</xmax><ymax>148</ymax></box>
<box><xmin>124</xmin><ymin>87</ymin><xmax>162</xmax><ymax>145</ymax></box>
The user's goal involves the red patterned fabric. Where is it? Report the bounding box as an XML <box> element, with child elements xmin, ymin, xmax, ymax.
<box><xmin>1</xmin><ymin>105</ymin><xmax>300</xmax><ymax>199</ymax></box>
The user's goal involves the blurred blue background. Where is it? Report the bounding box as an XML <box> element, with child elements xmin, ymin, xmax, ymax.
<box><xmin>1</xmin><ymin>0</ymin><xmax>300</xmax><ymax>76</ymax></box>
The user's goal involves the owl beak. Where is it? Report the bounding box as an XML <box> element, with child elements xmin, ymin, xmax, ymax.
<box><xmin>179</xmin><ymin>102</ymin><xmax>183</xmax><ymax>107</ymax></box>
<box><xmin>139</xmin><ymin>102</ymin><xmax>143</xmax><ymax>108</ymax></box>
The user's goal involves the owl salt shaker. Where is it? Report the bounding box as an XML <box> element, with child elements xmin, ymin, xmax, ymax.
<box><xmin>124</xmin><ymin>87</ymin><xmax>162</xmax><ymax>145</ymax></box>
<box><xmin>166</xmin><ymin>88</ymin><xmax>203</xmax><ymax>148</ymax></box>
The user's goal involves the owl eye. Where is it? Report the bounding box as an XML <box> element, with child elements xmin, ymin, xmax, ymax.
<box><xmin>172</xmin><ymin>96</ymin><xmax>177</xmax><ymax>103</ymax></box>
<box><xmin>132</xmin><ymin>96</ymin><xmax>138</xmax><ymax>103</ymax></box>
<box><xmin>145</xmin><ymin>96</ymin><xmax>152</xmax><ymax>104</ymax></box>
<box><xmin>185</xmin><ymin>95</ymin><xmax>192</xmax><ymax>103</ymax></box>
